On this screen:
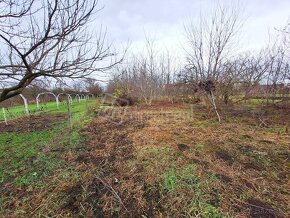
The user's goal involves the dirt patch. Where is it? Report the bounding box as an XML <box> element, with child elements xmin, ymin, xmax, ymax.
<box><xmin>63</xmin><ymin>184</ymin><xmax>83</xmax><ymax>214</ymax></box>
<box><xmin>63</xmin><ymin>180</ymin><xmax>105</xmax><ymax>217</ymax></box>
<box><xmin>177</xmin><ymin>143</ymin><xmax>190</xmax><ymax>151</ymax></box>
<box><xmin>215</xmin><ymin>150</ymin><xmax>234</xmax><ymax>164</ymax></box>
<box><xmin>0</xmin><ymin>114</ymin><xmax>66</xmax><ymax>133</ymax></box>
<box><xmin>246</xmin><ymin>198</ymin><xmax>282</xmax><ymax>218</ymax></box>
<box><xmin>143</xmin><ymin>183</ymin><xmax>162</xmax><ymax>217</ymax></box>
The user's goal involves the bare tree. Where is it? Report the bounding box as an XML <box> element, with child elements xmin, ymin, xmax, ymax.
<box><xmin>219</xmin><ymin>57</ymin><xmax>245</xmax><ymax>104</ymax></box>
<box><xmin>113</xmin><ymin>56</ymin><xmax>161</xmax><ymax>105</ymax></box>
<box><xmin>135</xmin><ymin>35</ymin><xmax>162</xmax><ymax>105</ymax></box>
<box><xmin>183</xmin><ymin>4</ymin><xmax>243</xmax><ymax>122</ymax></box>
<box><xmin>0</xmin><ymin>0</ymin><xmax>34</xmax><ymax>19</ymax></box>
<box><xmin>239</xmin><ymin>50</ymin><xmax>272</xmax><ymax>100</ymax></box>
<box><xmin>264</xmin><ymin>44</ymin><xmax>288</xmax><ymax>102</ymax></box>
<box><xmin>0</xmin><ymin>0</ymin><xmax>123</xmax><ymax>102</ymax></box>
<box><xmin>184</xmin><ymin>4</ymin><xmax>243</xmax><ymax>81</ymax></box>
<box><xmin>85</xmin><ymin>78</ymin><xmax>103</xmax><ymax>96</ymax></box>
<box><xmin>159</xmin><ymin>50</ymin><xmax>180</xmax><ymax>103</ymax></box>
<box><xmin>281</xmin><ymin>22</ymin><xmax>290</xmax><ymax>83</ymax></box>
<box><xmin>111</xmin><ymin>36</ymin><xmax>164</xmax><ymax>105</ymax></box>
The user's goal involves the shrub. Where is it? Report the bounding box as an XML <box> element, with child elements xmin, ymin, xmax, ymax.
<box><xmin>113</xmin><ymin>94</ymin><xmax>136</xmax><ymax>107</ymax></box>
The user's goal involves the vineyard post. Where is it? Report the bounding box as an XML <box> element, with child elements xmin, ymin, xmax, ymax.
<box><xmin>67</xmin><ymin>97</ymin><xmax>72</xmax><ymax>130</ymax></box>
<box><xmin>2</xmin><ymin>108</ymin><xmax>7</xmax><ymax>125</ymax></box>
<box><xmin>85</xmin><ymin>96</ymin><xmax>89</xmax><ymax>113</ymax></box>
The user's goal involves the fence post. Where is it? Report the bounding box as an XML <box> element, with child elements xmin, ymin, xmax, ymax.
<box><xmin>56</xmin><ymin>98</ymin><xmax>60</xmax><ymax>109</ymax></box>
<box><xmin>85</xmin><ymin>96</ymin><xmax>89</xmax><ymax>113</ymax></box>
<box><xmin>36</xmin><ymin>97</ymin><xmax>40</xmax><ymax>108</ymax></box>
<box><xmin>67</xmin><ymin>97</ymin><xmax>72</xmax><ymax>130</ymax></box>
<box><xmin>2</xmin><ymin>108</ymin><xmax>8</xmax><ymax>125</ymax></box>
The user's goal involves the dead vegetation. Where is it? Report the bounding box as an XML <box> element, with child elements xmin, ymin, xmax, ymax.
<box><xmin>0</xmin><ymin>102</ymin><xmax>289</xmax><ymax>217</ymax></box>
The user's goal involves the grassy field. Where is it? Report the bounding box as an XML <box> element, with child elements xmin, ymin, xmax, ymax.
<box><xmin>0</xmin><ymin>100</ymin><xmax>96</xmax><ymax>121</ymax></box>
<box><xmin>0</xmin><ymin>99</ymin><xmax>98</xmax><ymax>184</ymax></box>
<box><xmin>0</xmin><ymin>100</ymin><xmax>289</xmax><ymax>217</ymax></box>
<box><xmin>0</xmin><ymin>99</ymin><xmax>99</xmax><ymax>216</ymax></box>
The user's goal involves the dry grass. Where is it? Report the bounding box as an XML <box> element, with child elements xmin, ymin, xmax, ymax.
<box><xmin>0</xmin><ymin>101</ymin><xmax>289</xmax><ymax>217</ymax></box>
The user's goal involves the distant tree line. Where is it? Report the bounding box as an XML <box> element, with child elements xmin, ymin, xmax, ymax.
<box><xmin>106</xmin><ymin>5</ymin><xmax>290</xmax><ymax>122</ymax></box>
<box><xmin>1</xmin><ymin>1</ymin><xmax>290</xmax><ymax>123</ymax></box>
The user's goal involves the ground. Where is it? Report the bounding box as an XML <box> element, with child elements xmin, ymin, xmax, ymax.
<box><xmin>0</xmin><ymin>100</ymin><xmax>289</xmax><ymax>217</ymax></box>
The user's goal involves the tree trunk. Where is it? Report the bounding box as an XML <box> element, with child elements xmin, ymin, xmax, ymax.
<box><xmin>210</xmin><ymin>91</ymin><xmax>221</xmax><ymax>123</ymax></box>
<box><xmin>223</xmin><ymin>93</ymin><xmax>229</xmax><ymax>105</ymax></box>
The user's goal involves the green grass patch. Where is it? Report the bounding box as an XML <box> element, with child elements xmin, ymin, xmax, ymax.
<box><xmin>0</xmin><ymin>100</ymin><xmax>97</xmax><ymax>187</ymax></box>
<box><xmin>161</xmin><ymin>164</ymin><xmax>223</xmax><ymax>217</ymax></box>
<box><xmin>163</xmin><ymin>164</ymin><xmax>198</xmax><ymax>191</ymax></box>
<box><xmin>0</xmin><ymin>99</ymin><xmax>98</xmax><ymax>121</ymax></box>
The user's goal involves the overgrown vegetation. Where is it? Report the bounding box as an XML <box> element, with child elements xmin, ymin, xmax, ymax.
<box><xmin>1</xmin><ymin>100</ymin><xmax>288</xmax><ymax>217</ymax></box>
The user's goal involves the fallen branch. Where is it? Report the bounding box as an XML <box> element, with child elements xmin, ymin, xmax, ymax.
<box><xmin>94</xmin><ymin>174</ymin><xmax>129</xmax><ymax>213</ymax></box>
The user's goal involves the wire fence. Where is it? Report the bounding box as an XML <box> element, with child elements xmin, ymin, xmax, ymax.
<box><xmin>0</xmin><ymin>97</ymin><xmax>98</xmax><ymax>126</ymax></box>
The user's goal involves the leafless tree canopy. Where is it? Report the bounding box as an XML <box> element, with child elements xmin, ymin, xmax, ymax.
<box><xmin>184</xmin><ymin>5</ymin><xmax>243</xmax><ymax>82</ymax></box>
<box><xmin>0</xmin><ymin>0</ymin><xmax>122</xmax><ymax>102</ymax></box>
<box><xmin>108</xmin><ymin>36</ymin><xmax>180</xmax><ymax>105</ymax></box>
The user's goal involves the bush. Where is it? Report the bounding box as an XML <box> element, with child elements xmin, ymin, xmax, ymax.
<box><xmin>113</xmin><ymin>94</ymin><xmax>136</xmax><ymax>107</ymax></box>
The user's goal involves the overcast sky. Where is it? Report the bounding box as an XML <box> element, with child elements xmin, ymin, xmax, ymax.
<box><xmin>95</xmin><ymin>0</ymin><xmax>290</xmax><ymax>57</ymax></box>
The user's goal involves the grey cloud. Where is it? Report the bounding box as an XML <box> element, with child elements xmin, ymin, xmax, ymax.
<box><xmin>94</xmin><ymin>0</ymin><xmax>290</xmax><ymax>51</ymax></box>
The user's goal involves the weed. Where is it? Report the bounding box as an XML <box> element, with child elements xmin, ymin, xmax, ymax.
<box><xmin>163</xmin><ymin>169</ymin><xmax>178</xmax><ymax>191</ymax></box>
<box><xmin>200</xmin><ymin>202</ymin><xmax>223</xmax><ymax>218</ymax></box>
<box><xmin>161</xmin><ymin>164</ymin><xmax>224</xmax><ymax>217</ymax></box>
<box><xmin>15</xmin><ymin>172</ymin><xmax>38</xmax><ymax>186</ymax></box>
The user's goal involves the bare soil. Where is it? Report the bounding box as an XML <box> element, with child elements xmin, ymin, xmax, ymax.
<box><xmin>0</xmin><ymin>114</ymin><xmax>66</xmax><ymax>133</ymax></box>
